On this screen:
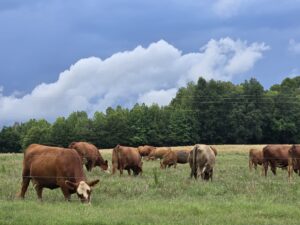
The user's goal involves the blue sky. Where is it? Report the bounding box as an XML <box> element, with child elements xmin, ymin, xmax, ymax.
<box><xmin>0</xmin><ymin>0</ymin><xmax>300</xmax><ymax>125</ymax></box>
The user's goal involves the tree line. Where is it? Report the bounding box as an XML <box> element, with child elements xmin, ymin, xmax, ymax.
<box><xmin>1</xmin><ymin>76</ymin><xmax>300</xmax><ymax>153</ymax></box>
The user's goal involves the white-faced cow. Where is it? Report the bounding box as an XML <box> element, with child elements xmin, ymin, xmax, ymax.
<box><xmin>17</xmin><ymin>144</ymin><xmax>99</xmax><ymax>203</ymax></box>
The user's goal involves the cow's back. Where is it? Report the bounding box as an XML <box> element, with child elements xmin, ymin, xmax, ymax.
<box><xmin>263</xmin><ymin>145</ymin><xmax>290</xmax><ymax>167</ymax></box>
<box><xmin>198</xmin><ymin>145</ymin><xmax>216</xmax><ymax>168</ymax></box>
<box><xmin>24</xmin><ymin>144</ymin><xmax>83</xmax><ymax>183</ymax></box>
<box><xmin>120</xmin><ymin>146</ymin><xmax>141</xmax><ymax>165</ymax></box>
<box><xmin>149</xmin><ymin>147</ymin><xmax>171</xmax><ymax>159</ymax></box>
<box><xmin>138</xmin><ymin>145</ymin><xmax>155</xmax><ymax>157</ymax></box>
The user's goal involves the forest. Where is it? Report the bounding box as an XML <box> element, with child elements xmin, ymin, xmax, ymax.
<box><xmin>1</xmin><ymin>76</ymin><xmax>300</xmax><ymax>153</ymax></box>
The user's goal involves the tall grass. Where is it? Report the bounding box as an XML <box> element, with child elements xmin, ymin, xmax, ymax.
<box><xmin>0</xmin><ymin>146</ymin><xmax>300</xmax><ymax>225</ymax></box>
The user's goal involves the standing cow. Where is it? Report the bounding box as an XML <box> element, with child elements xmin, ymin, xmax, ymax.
<box><xmin>288</xmin><ymin>145</ymin><xmax>300</xmax><ymax>181</ymax></box>
<box><xmin>249</xmin><ymin>148</ymin><xmax>263</xmax><ymax>172</ymax></box>
<box><xmin>262</xmin><ymin>145</ymin><xmax>290</xmax><ymax>176</ymax></box>
<box><xmin>189</xmin><ymin>144</ymin><xmax>216</xmax><ymax>181</ymax></box>
<box><xmin>69</xmin><ymin>142</ymin><xmax>108</xmax><ymax>172</ymax></box>
<box><xmin>17</xmin><ymin>144</ymin><xmax>99</xmax><ymax>203</ymax></box>
<box><xmin>112</xmin><ymin>145</ymin><xmax>143</xmax><ymax>176</ymax></box>
<box><xmin>160</xmin><ymin>150</ymin><xmax>177</xmax><ymax>169</ymax></box>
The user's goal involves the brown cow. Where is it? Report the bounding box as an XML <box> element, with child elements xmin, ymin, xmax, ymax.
<box><xmin>17</xmin><ymin>144</ymin><xmax>99</xmax><ymax>203</ymax></box>
<box><xmin>68</xmin><ymin>142</ymin><xmax>108</xmax><ymax>172</ymax></box>
<box><xmin>288</xmin><ymin>145</ymin><xmax>300</xmax><ymax>181</ymax></box>
<box><xmin>249</xmin><ymin>148</ymin><xmax>263</xmax><ymax>171</ymax></box>
<box><xmin>138</xmin><ymin>145</ymin><xmax>156</xmax><ymax>157</ymax></box>
<box><xmin>147</xmin><ymin>147</ymin><xmax>171</xmax><ymax>160</ymax></box>
<box><xmin>210</xmin><ymin>146</ymin><xmax>218</xmax><ymax>156</ymax></box>
<box><xmin>175</xmin><ymin>150</ymin><xmax>190</xmax><ymax>164</ymax></box>
<box><xmin>262</xmin><ymin>145</ymin><xmax>291</xmax><ymax>176</ymax></box>
<box><xmin>160</xmin><ymin>150</ymin><xmax>177</xmax><ymax>169</ymax></box>
<box><xmin>189</xmin><ymin>144</ymin><xmax>216</xmax><ymax>181</ymax></box>
<box><xmin>112</xmin><ymin>145</ymin><xmax>143</xmax><ymax>176</ymax></box>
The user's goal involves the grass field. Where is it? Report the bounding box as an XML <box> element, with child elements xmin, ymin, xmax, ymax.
<box><xmin>1</xmin><ymin>145</ymin><xmax>300</xmax><ymax>225</ymax></box>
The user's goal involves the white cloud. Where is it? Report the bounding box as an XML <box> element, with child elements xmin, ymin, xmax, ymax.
<box><xmin>289</xmin><ymin>39</ymin><xmax>300</xmax><ymax>54</ymax></box>
<box><xmin>138</xmin><ymin>88</ymin><xmax>178</xmax><ymax>106</ymax></box>
<box><xmin>0</xmin><ymin>38</ymin><xmax>269</xmax><ymax>125</ymax></box>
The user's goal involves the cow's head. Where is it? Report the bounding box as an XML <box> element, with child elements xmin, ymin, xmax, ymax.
<box><xmin>98</xmin><ymin>159</ymin><xmax>110</xmax><ymax>173</ymax></box>
<box><xmin>65</xmin><ymin>179</ymin><xmax>99</xmax><ymax>203</ymax></box>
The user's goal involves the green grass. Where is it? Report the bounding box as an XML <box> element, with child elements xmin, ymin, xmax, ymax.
<box><xmin>1</xmin><ymin>147</ymin><xmax>300</xmax><ymax>225</ymax></box>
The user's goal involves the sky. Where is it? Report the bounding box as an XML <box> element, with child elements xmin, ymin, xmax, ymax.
<box><xmin>0</xmin><ymin>0</ymin><xmax>300</xmax><ymax>126</ymax></box>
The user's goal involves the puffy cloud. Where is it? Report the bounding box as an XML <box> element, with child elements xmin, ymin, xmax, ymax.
<box><xmin>289</xmin><ymin>39</ymin><xmax>300</xmax><ymax>54</ymax></box>
<box><xmin>0</xmin><ymin>38</ymin><xmax>269</xmax><ymax>125</ymax></box>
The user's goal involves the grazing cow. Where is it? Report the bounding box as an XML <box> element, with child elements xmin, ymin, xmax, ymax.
<box><xmin>147</xmin><ymin>147</ymin><xmax>171</xmax><ymax>160</ymax></box>
<box><xmin>189</xmin><ymin>144</ymin><xmax>216</xmax><ymax>181</ymax></box>
<box><xmin>68</xmin><ymin>142</ymin><xmax>108</xmax><ymax>172</ymax></box>
<box><xmin>262</xmin><ymin>145</ymin><xmax>291</xmax><ymax>176</ymax></box>
<box><xmin>138</xmin><ymin>145</ymin><xmax>156</xmax><ymax>157</ymax></box>
<box><xmin>112</xmin><ymin>145</ymin><xmax>143</xmax><ymax>176</ymax></box>
<box><xmin>17</xmin><ymin>144</ymin><xmax>99</xmax><ymax>203</ymax></box>
<box><xmin>160</xmin><ymin>150</ymin><xmax>177</xmax><ymax>169</ymax></box>
<box><xmin>288</xmin><ymin>145</ymin><xmax>300</xmax><ymax>181</ymax></box>
<box><xmin>249</xmin><ymin>148</ymin><xmax>263</xmax><ymax>171</ymax></box>
<box><xmin>175</xmin><ymin>150</ymin><xmax>190</xmax><ymax>164</ymax></box>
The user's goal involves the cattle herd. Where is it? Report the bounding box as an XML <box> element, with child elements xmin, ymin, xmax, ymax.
<box><xmin>15</xmin><ymin>142</ymin><xmax>300</xmax><ymax>203</ymax></box>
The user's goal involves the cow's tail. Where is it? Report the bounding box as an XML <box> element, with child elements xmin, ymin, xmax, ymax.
<box><xmin>192</xmin><ymin>146</ymin><xmax>198</xmax><ymax>178</ymax></box>
<box><xmin>202</xmin><ymin>163</ymin><xmax>207</xmax><ymax>174</ymax></box>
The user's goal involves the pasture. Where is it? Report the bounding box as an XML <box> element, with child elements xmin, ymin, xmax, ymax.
<box><xmin>1</xmin><ymin>145</ymin><xmax>300</xmax><ymax>225</ymax></box>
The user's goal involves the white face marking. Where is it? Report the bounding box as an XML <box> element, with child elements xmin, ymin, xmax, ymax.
<box><xmin>77</xmin><ymin>181</ymin><xmax>91</xmax><ymax>200</ymax></box>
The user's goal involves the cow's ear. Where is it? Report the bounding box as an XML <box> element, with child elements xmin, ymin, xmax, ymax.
<box><xmin>65</xmin><ymin>180</ymin><xmax>77</xmax><ymax>190</ymax></box>
<box><xmin>87</xmin><ymin>179</ymin><xmax>100</xmax><ymax>187</ymax></box>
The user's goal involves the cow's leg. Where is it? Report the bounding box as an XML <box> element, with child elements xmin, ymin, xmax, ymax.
<box><xmin>254</xmin><ymin>163</ymin><xmax>257</xmax><ymax>170</ymax></box>
<box><xmin>210</xmin><ymin>169</ymin><xmax>213</xmax><ymax>181</ymax></box>
<box><xmin>119</xmin><ymin>166</ymin><xmax>124</xmax><ymax>176</ymax></box>
<box><xmin>34</xmin><ymin>184</ymin><xmax>43</xmax><ymax>201</ymax></box>
<box><xmin>174</xmin><ymin>163</ymin><xmax>177</xmax><ymax>169</ymax></box>
<box><xmin>60</xmin><ymin>187</ymin><xmax>71</xmax><ymax>201</ymax></box>
<box><xmin>112</xmin><ymin>163</ymin><xmax>118</xmax><ymax>175</ymax></box>
<box><xmin>249</xmin><ymin>159</ymin><xmax>253</xmax><ymax>172</ymax></box>
<box><xmin>190</xmin><ymin>168</ymin><xmax>193</xmax><ymax>179</ymax></box>
<box><xmin>270</xmin><ymin>163</ymin><xmax>276</xmax><ymax>175</ymax></box>
<box><xmin>263</xmin><ymin>161</ymin><xmax>268</xmax><ymax>177</ymax></box>
<box><xmin>18</xmin><ymin>168</ymin><xmax>31</xmax><ymax>199</ymax></box>
<box><xmin>86</xmin><ymin>161</ymin><xmax>93</xmax><ymax>172</ymax></box>
<box><xmin>127</xmin><ymin>169</ymin><xmax>131</xmax><ymax>176</ymax></box>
